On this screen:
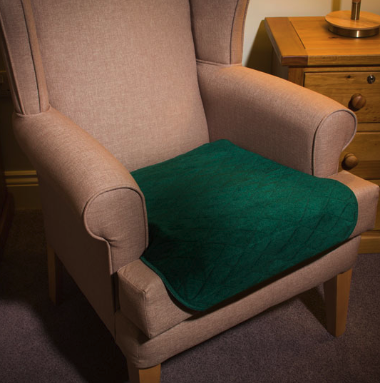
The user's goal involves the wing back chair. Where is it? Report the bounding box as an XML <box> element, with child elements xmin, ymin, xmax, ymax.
<box><xmin>0</xmin><ymin>0</ymin><xmax>378</xmax><ymax>382</ymax></box>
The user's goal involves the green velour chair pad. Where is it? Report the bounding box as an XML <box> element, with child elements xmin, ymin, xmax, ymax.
<box><xmin>132</xmin><ymin>140</ymin><xmax>358</xmax><ymax>311</ymax></box>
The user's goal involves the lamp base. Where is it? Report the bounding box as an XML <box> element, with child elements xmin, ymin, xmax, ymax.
<box><xmin>325</xmin><ymin>10</ymin><xmax>380</xmax><ymax>38</ymax></box>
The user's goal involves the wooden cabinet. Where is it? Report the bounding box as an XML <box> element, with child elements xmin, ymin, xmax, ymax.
<box><xmin>265</xmin><ymin>16</ymin><xmax>380</xmax><ymax>253</ymax></box>
<box><xmin>304</xmin><ymin>71</ymin><xmax>380</xmax><ymax>123</ymax></box>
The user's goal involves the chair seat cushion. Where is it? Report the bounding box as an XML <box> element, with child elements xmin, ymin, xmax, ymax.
<box><xmin>132</xmin><ymin>140</ymin><xmax>358</xmax><ymax>311</ymax></box>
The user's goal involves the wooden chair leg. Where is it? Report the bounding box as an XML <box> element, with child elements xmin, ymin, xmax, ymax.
<box><xmin>324</xmin><ymin>268</ymin><xmax>353</xmax><ymax>337</ymax></box>
<box><xmin>127</xmin><ymin>359</ymin><xmax>161</xmax><ymax>383</ymax></box>
<box><xmin>47</xmin><ymin>244</ymin><xmax>64</xmax><ymax>305</ymax></box>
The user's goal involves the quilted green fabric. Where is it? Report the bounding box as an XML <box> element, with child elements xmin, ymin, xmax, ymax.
<box><xmin>132</xmin><ymin>140</ymin><xmax>358</xmax><ymax>311</ymax></box>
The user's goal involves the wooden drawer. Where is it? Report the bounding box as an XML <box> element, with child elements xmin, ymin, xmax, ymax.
<box><xmin>304</xmin><ymin>71</ymin><xmax>380</xmax><ymax>123</ymax></box>
<box><xmin>339</xmin><ymin>132</ymin><xmax>380</xmax><ymax>179</ymax></box>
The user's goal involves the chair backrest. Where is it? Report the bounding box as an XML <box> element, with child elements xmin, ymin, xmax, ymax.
<box><xmin>0</xmin><ymin>0</ymin><xmax>210</xmax><ymax>170</ymax></box>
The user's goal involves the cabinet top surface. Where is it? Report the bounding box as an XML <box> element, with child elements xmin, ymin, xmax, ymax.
<box><xmin>265</xmin><ymin>16</ymin><xmax>380</xmax><ymax>67</ymax></box>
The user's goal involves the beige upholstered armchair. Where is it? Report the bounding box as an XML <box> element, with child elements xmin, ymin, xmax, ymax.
<box><xmin>1</xmin><ymin>1</ymin><xmax>379</xmax><ymax>382</ymax></box>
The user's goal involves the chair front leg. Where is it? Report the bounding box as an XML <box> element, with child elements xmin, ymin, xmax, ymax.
<box><xmin>324</xmin><ymin>268</ymin><xmax>353</xmax><ymax>337</ymax></box>
<box><xmin>127</xmin><ymin>359</ymin><xmax>161</xmax><ymax>383</ymax></box>
<box><xmin>47</xmin><ymin>244</ymin><xmax>64</xmax><ymax>305</ymax></box>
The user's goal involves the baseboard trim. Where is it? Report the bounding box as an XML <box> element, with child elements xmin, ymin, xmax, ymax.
<box><xmin>4</xmin><ymin>170</ymin><xmax>38</xmax><ymax>186</ymax></box>
<box><xmin>4</xmin><ymin>170</ymin><xmax>41</xmax><ymax>209</ymax></box>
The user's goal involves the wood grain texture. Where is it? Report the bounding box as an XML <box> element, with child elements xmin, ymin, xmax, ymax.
<box><xmin>264</xmin><ymin>18</ymin><xmax>307</xmax><ymax>66</ymax></box>
<box><xmin>359</xmin><ymin>231</ymin><xmax>380</xmax><ymax>253</ymax></box>
<box><xmin>324</xmin><ymin>269</ymin><xmax>353</xmax><ymax>337</ymax></box>
<box><xmin>325</xmin><ymin>10</ymin><xmax>380</xmax><ymax>30</ymax></box>
<box><xmin>304</xmin><ymin>71</ymin><xmax>380</xmax><ymax>123</ymax></box>
<box><xmin>267</xmin><ymin>16</ymin><xmax>380</xmax><ymax>253</ymax></box>
<box><xmin>339</xmin><ymin>132</ymin><xmax>380</xmax><ymax>179</ymax></box>
<box><xmin>267</xmin><ymin>17</ymin><xmax>380</xmax><ymax>66</ymax></box>
<box><xmin>127</xmin><ymin>360</ymin><xmax>161</xmax><ymax>383</ymax></box>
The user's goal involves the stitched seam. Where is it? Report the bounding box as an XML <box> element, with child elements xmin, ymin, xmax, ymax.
<box><xmin>84</xmin><ymin>186</ymin><xmax>148</xmax><ymax>239</ymax></box>
<box><xmin>120</xmin><ymin>273</ymin><xmax>151</xmax><ymax>338</ymax></box>
<box><xmin>196</xmin><ymin>59</ymin><xmax>240</xmax><ymax>67</ymax></box>
<box><xmin>15</xmin><ymin>104</ymin><xmax>51</xmax><ymax>118</ymax></box>
<box><xmin>0</xmin><ymin>5</ymin><xmax>24</xmax><ymax>114</ymax></box>
<box><xmin>230</xmin><ymin>0</ymin><xmax>241</xmax><ymax>64</ymax></box>
<box><xmin>20</xmin><ymin>0</ymin><xmax>41</xmax><ymax>113</ymax></box>
<box><xmin>240</xmin><ymin>0</ymin><xmax>250</xmax><ymax>62</ymax></box>
<box><xmin>313</xmin><ymin>109</ymin><xmax>357</xmax><ymax>176</ymax></box>
<box><xmin>83</xmin><ymin>186</ymin><xmax>149</xmax><ymax>274</ymax></box>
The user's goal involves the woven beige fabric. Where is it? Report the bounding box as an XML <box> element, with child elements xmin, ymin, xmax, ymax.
<box><xmin>28</xmin><ymin>0</ymin><xmax>209</xmax><ymax>171</ymax></box>
<box><xmin>116</xmin><ymin>237</ymin><xmax>361</xmax><ymax>368</ymax></box>
<box><xmin>190</xmin><ymin>0</ymin><xmax>249</xmax><ymax>64</ymax></box>
<box><xmin>1</xmin><ymin>0</ymin><xmax>378</xmax><ymax>377</ymax></box>
<box><xmin>198</xmin><ymin>64</ymin><xmax>357</xmax><ymax>178</ymax></box>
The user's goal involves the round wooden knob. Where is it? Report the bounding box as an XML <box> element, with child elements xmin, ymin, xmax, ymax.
<box><xmin>349</xmin><ymin>93</ymin><xmax>366</xmax><ymax>111</ymax></box>
<box><xmin>342</xmin><ymin>153</ymin><xmax>359</xmax><ymax>170</ymax></box>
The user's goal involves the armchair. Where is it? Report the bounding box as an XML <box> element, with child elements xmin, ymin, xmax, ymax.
<box><xmin>0</xmin><ymin>1</ymin><xmax>378</xmax><ymax>382</ymax></box>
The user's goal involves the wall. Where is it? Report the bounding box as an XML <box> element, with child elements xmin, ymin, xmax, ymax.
<box><xmin>243</xmin><ymin>0</ymin><xmax>380</xmax><ymax>71</ymax></box>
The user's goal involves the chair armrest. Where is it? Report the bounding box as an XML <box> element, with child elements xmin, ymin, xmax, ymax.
<box><xmin>13</xmin><ymin>107</ymin><xmax>148</xmax><ymax>271</ymax></box>
<box><xmin>198</xmin><ymin>63</ymin><xmax>357</xmax><ymax>177</ymax></box>
<box><xmin>329</xmin><ymin>171</ymin><xmax>379</xmax><ymax>238</ymax></box>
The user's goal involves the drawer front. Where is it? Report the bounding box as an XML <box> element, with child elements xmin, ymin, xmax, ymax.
<box><xmin>304</xmin><ymin>71</ymin><xmax>380</xmax><ymax>123</ymax></box>
<box><xmin>339</xmin><ymin>132</ymin><xmax>380</xmax><ymax>179</ymax></box>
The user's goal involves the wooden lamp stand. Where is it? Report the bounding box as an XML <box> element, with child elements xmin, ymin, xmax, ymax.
<box><xmin>325</xmin><ymin>0</ymin><xmax>380</xmax><ymax>38</ymax></box>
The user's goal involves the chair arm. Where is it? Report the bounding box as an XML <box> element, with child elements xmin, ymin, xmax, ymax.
<box><xmin>329</xmin><ymin>171</ymin><xmax>379</xmax><ymax>238</ymax></box>
<box><xmin>13</xmin><ymin>107</ymin><xmax>148</xmax><ymax>272</ymax></box>
<box><xmin>197</xmin><ymin>63</ymin><xmax>357</xmax><ymax>177</ymax></box>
